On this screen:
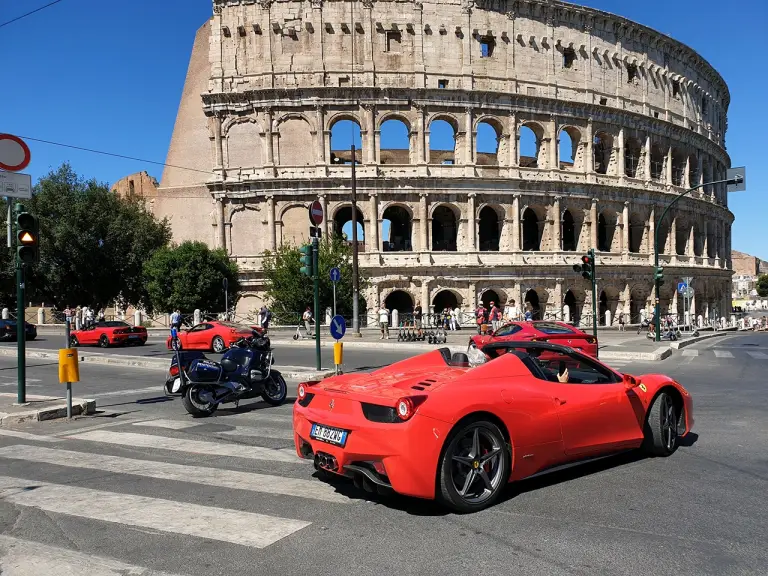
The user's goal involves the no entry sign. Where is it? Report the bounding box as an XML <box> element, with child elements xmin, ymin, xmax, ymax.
<box><xmin>0</xmin><ymin>134</ymin><xmax>31</xmax><ymax>172</ymax></box>
<box><xmin>309</xmin><ymin>199</ymin><xmax>324</xmax><ymax>226</ymax></box>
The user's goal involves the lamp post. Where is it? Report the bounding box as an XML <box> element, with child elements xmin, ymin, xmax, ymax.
<box><xmin>653</xmin><ymin>174</ymin><xmax>743</xmax><ymax>341</ymax></box>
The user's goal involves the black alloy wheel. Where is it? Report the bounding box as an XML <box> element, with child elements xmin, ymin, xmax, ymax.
<box><xmin>99</xmin><ymin>335</ymin><xmax>110</xmax><ymax>348</ymax></box>
<box><xmin>643</xmin><ymin>391</ymin><xmax>679</xmax><ymax>456</ymax></box>
<box><xmin>438</xmin><ymin>419</ymin><xmax>509</xmax><ymax>513</ymax></box>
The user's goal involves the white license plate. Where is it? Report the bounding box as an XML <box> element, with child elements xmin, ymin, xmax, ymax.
<box><xmin>310</xmin><ymin>424</ymin><xmax>348</xmax><ymax>447</ymax></box>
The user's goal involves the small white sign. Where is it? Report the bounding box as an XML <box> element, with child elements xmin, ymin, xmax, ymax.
<box><xmin>0</xmin><ymin>171</ymin><xmax>32</xmax><ymax>199</ymax></box>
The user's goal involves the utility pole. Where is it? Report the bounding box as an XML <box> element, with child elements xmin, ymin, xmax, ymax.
<box><xmin>350</xmin><ymin>143</ymin><xmax>360</xmax><ymax>336</ymax></box>
<box><xmin>573</xmin><ymin>249</ymin><xmax>597</xmax><ymax>358</ymax></box>
<box><xmin>313</xmin><ymin>236</ymin><xmax>321</xmax><ymax>370</ymax></box>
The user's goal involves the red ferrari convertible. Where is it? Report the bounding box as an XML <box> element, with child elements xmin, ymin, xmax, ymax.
<box><xmin>293</xmin><ymin>341</ymin><xmax>693</xmax><ymax>513</ymax></box>
<box><xmin>70</xmin><ymin>321</ymin><xmax>147</xmax><ymax>348</ymax></box>
<box><xmin>469</xmin><ymin>321</ymin><xmax>598</xmax><ymax>357</ymax></box>
<box><xmin>165</xmin><ymin>321</ymin><xmax>260</xmax><ymax>353</ymax></box>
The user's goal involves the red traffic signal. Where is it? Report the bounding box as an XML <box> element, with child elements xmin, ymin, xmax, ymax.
<box><xmin>581</xmin><ymin>254</ymin><xmax>592</xmax><ymax>265</ymax></box>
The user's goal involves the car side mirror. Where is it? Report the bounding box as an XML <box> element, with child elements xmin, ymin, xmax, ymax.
<box><xmin>623</xmin><ymin>373</ymin><xmax>638</xmax><ymax>389</ymax></box>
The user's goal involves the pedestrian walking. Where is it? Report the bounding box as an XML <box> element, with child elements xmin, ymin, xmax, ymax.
<box><xmin>475</xmin><ymin>303</ymin><xmax>487</xmax><ymax>334</ymax></box>
<box><xmin>618</xmin><ymin>311</ymin><xmax>625</xmax><ymax>331</ymax></box>
<box><xmin>378</xmin><ymin>304</ymin><xmax>390</xmax><ymax>339</ymax></box>
<box><xmin>302</xmin><ymin>306</ymin><xmax>314</xmax><ymax>337</ymax></box>
<box><xmin>98</xmin><ymin>308</ymin><xmax>106</xmax><ymax>323</ymax></box>
<box><xmin>413</xmin><ymin>301</ymin><xmax>423</xmax><ymax>337</ymax></box>
<box><xmin>259</xmin><ymin>305</ymin><xmax>272</xmax><ymax>333</ymax></box>
<box><xmin>489</xmin><ymin>301</ymin><xmax>501</xmax><ymax>331</ymax></box>
<box><xmin>170</xmin><ymin>309</ymin><xmax>182</xmax><ymax>331</ymax></box>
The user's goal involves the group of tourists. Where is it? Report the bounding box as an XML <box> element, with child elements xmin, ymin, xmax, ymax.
<box><xmin>63</xmin><ymin>305</ymin><xmax>105</xmax><ymax>330</ymax></box>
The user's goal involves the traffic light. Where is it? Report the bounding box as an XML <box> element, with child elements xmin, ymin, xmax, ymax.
<box><xmin>16</xmin><ymin>208</ymin><xmax>39</xmax><ymax>265</ymax></box>
<box><xmin>654</xmin><ymin>266</ymin><xmax>664</xmax><ymax>286</ymax></box>
<box><xmin>573</xmin><ymin>251</ymin><xmax>594</xmax><ymax>281</ymax></box>
<box><xmin>299</xmin><ymin>244</ymin><xmax>313</xmax><ymax>277</ymax></box>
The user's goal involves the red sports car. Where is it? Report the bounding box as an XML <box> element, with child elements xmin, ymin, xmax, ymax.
<box><xmin>166</xmin><ymin>321</ymin><xmax>260</xmax><ymax>353</ymax></box>
<box><xmin>70</xmin><ymin>321</ymin><xmax>147</xmax><ymax>348</ymax></box>
<box><xmin>469</xmin><ymin>321</ymin><xmax>598</xmax><ymax>357</ymax></box>
<box><xmin>293</xmin><ymin>341</ymin><xmax>693</xmax><ymax>513</ymax></box>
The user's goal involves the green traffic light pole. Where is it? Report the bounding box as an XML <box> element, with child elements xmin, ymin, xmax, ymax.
<box><xmin>15</xmin><ymin>203</ymin><xmax>26</xmax><ymax>404</ymax></box>
<box><xmin>588</xmin><ymin>248</ymin><xmax>598</xmax><ymax>358</ymax></box>
<box><xmin>653</xmin><ymin>176</ymin><xmax>741</xmax><ymax>342</ymax></box>
<box><xmin>312</xmin><ymin>237</ymin><xmax>321</xmax><ymax>370</ymax></box>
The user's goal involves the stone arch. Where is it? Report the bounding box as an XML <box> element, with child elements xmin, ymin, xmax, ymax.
<box><xmin>478</xmin><ymin>204</ymin><xmax>502</xmax><ymax>251</ymax></box>
<box><xmin>329</xmin><ymin>115</ymin><xmax>363</xmax><ymax>164</ymax></box>
<box><xmin>688</xmin><ymin>153</ymin><xmax>699</xmax><ymax>187</ymax></box>
<box><xmin>480</xmin><ymin>288</ymin><xmax>506</xmax><ymax>310</ymax></box>
<box><xmin>630</xmin><ymin>283</ymin><xmax>651</xmax><ymax>323</ymax></box>
<box><xmin>559</xmin><ymin>125</ymin><xmax>581</xmax><ymax>170</ymax></box>
<box><xmin>382</xmin><ymin>203</ymin><xmax>413</xmax><ymax>252</ymax></box>
<box><xmin>228</xmin><ymin>204</ymin><xmax>262</xmax><ymax>256</ymax></box>
<box><xmin>384</xmin><ymin>290</ymin><xmax>414</xmax><ymax>316</ymax></box>
<box><xmin>650</xmin><ymin>144</ymin><xmax>665</xmax><ymax>181</ymax></box>
<box><xmin>276</xmin><ymin>115</ymin><xmax>313</xmax><ymax>166</ymax></box>
<box><xmin>332</xmin><ymin>204</ymin><xmax>366</xmax><ymax>249</ymax></box>
<box><xmin>593</xmin><ymin>131</ymin><xmax>614</xmax><ymax>175</ymax></box>
<box><xmin>561</xmin><ymin>208</ymin><xmax>578</xmax><ymax>251</ymax></box>
<box><xmin>519</xmin><ymin>121</ymin><xmax>545</xmax><ymax>168</ymax></box>
<box><xmin>428</xmin><ymin>115</ymin><xmax>459</xmax><ymax>164</ymax></box>
<box><xmin>624</xmin><ymin>137</ymin><xmax>643</xmax><ymax>177</ymax></box>
<box><xmin>225</xmin><ymin>118</ymin><xmax>263</xmax><ymax>169</ymax></box>
<box><xmin>521</xmin><ymin>204</ymin><xmax>546</xmax><ymax>251</ymax></box>
<box><xmin>475</xmin><ymin>117</ymin><xmax>503</xmax><ymax>166</ymax></box>
<box><xmin>431</xmin><ymin>203</ymin><xmax>459</xmax><ymax>251</ymax></box>
<box><xmin>598</xmin><ymin>286</ymin><xmax>621</xmax><ymax>326</ymax></box>
<box><xmin>432</xmin><ymin>289</ymin><xmax>463</xmax><ymax>314</ymax></box>
<box><xmin>278</xmin><ymin>203</ymin><xmax>309</xmax><ymax>246</ymax></box>
<box><xmin>671</xmin><ymin>148</ymin><xmax>687</xmax><ymax>186</ymax></box>
<box><xmin>597</xmin><ymin>209</ymin><xmax>619</xmax><ymax>252</ymax></box>
<box><xmin>523</xmin><ymin>288</ymin><xmax>546</xmax><ymax>320</ymax></box>
<box><xmin>693</xmin><ymin>221</ymin><xmax>704</xmax><ymax>257</ymax></box>
<box><xmin>563</xmin><ymin>287</ymin><xmax>586</xmax><ymax>325</ymax></box>
<box><xmin>379</xmin><ymin>116</ymin><xmax>411</xmax><ymax>165</ymax></box>
<box><xmin>628</xmin><ymin>212</ymin><xmax>646</xmax><ymax>253</ymax></box>
<box><xmin>675</xmin><ymin>219</ymin><xmax>690</xmax><ymax>255</ymax></box>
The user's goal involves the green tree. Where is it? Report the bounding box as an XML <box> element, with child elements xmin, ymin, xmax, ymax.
<box><xmin>143</xmin><ymin>241</ymin><xmax>241</xmax><ymax>313</ymax></box>
<box><xmin>2</xmin><ymin>164</ymin><xmax>171</xmax><ymax>309</ymax></box>
<box><xmin>262</xmin><ymin>236</ymin><xmax>368</xmax><ymax>322</ymax></box>
<box><xmin>757</xmin><ymin>274</ymin><xmax>768</xmax><ymax>298</ymax></box>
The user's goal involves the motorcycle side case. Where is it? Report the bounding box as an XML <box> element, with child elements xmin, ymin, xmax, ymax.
<box><xmin>188</xmin><ymin>358</ymin><xmax>223</xmax><ymax>382</ymax></box>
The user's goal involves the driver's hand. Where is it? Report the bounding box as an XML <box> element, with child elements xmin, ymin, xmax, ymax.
<box><xmin>557</xmin><ymin>367</ymin><xmax>569</xmax><ymax>383</ymax></box>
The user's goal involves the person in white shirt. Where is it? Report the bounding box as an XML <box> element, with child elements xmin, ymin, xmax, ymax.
<box><xmin>302</xmin><ymin>306</ymin><xmax>314</xmax><ymax>337</ymax></box>
<box><xmin>378</xmin><ymin>305</ymin><xmax>390</xmax><ymax>339</ymax></box>
<box><xmin>451</xmin><ymin>307</ymin><xmax>460</xmax><ymax>330</ymax></box>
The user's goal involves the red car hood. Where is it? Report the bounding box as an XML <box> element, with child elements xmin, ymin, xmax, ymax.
<box><xmin>312</xmin><ymin>349</ymin><xmax>468</xmax><ymax>403</ymax></box>
<box><xmin>470</xmin><ymin>334</ymin><xmax>494</xmax><ymax>347</ymax></box>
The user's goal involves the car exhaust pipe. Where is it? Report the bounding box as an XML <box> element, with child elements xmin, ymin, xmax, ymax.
<box><xmin>313</xmin><ymin>454</ymin><xmax>321</xmax><ymax>470</ymax></box>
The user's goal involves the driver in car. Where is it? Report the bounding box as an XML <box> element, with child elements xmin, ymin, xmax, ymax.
<box><xmin>467</xmin><ymin>345</ymin><xmax>570</xmax><ymax>383</ymax></box>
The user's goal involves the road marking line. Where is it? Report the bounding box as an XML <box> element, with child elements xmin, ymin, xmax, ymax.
<box><xmin>0</xmin><ymin>475</ymin><xmax>310</xmax><ymax>549</ymax></box>
<box><xmin>66</xmin><ymin>430</ymin><xmax>305</xmax><ymax>464</ymax></box>
<box><xmin>0</xmin><ymin>429</ymin><xmax>62</xmax><ymax>442</ymax></box>
<box><xmin>0</xmin><ymin>534</ymin><xmax>187</xmax><ymax>576</ymax></box>
<box><xmin>87</xmin><ymin>386</ymin><xmax>163</xmax><ymax>398</ymax></box>
<box><xmin>217</xmin><ymin>425</ymin><xmax>294</xmax><ymax>440</ymax></box>
<box><xmin>0</xmin><ymin>445</ymin><xmax>348</xmax><ymax>503</ymax></box>
<box><xmin>713</xmin><ymin>350</ymin><xmax>734</xmax><ymax>359</ymax></box>
<box><xmin>131</xmin><ymin>419</ymin><xmax>199</xmax><ymax>430</ymax></box>
<box><xmin>746</xmin><ymin>351</ymin><xmax>768</xmax><ymax>360</ymax></box>
<box><xmin>681</xmin><ymin>349</ymin><xmax>699</xmax><ymax>357</ymax></box>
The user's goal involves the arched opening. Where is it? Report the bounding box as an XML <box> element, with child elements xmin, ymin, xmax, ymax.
<box><xmin>524</xmin><ymin>289</ymin><xmax>541</xmax><ymax>320</ymax></box>
<box><xmin>629</xmin><ymin>213</ymin><xmax>645</xmax><ymax>253</ymax></box>
<box><xmin>650</xmin><ymin>144</ymin><xmax>665</xmax><ymax>181</ymax></box>
<box><xmin>226</xmin><ymin>122</ymin><xmax>263</xmax><ymax>169</ymax></box>
<box><xmin>598</xmin><ymin>212</ymin><xmax>617</xmax><ymax>252</ymax></box>
<box><xmin>481</xmin><ymin>289</ymin><xmax>502</xmax><ymax>311</ymax></box>
<box><xmin>519</xmin><ymin>123</ymin><xmax>543</xmax><ymax>168</ymax></box>
<box><xmin>599</xmin><ymin>291</ymin><xmax>608</xmax><ymax>326</ymax></box>
<box><xmin>562</xmin><ymin>209</ymin><xmax>576</xmax><ymax>251</ymax></box>
<box><xmin>671</xmin><ymin>149</ymin><xmax>686</xmax><ymax>186</ymax></box>
<box><xmin>656</xmin><ymin>221</ymin><xmax>670</xmax><ymax>255</ymax></box>
<box><xmin>693</xmin><ymin>223</ymin><xmax>704</xmax><ymax>257</ymax></box>
<box><xmin>384</xmin><ymin>290</ymin><xmax>413</xmax><ymax>315</ymax></box>
<box><xmin>432</xmin><ymin>290</ymin><xmax>460</xmax><ymax>314</ymax></box>
<box><xmin>476</xmin><ymin>121</ymin><xmax>500</xmax><ymax>165</ymax></box>
<box><xmin>478</xmin><ymin>206</ymin><xmax>500</xmax><ymax>251</ymax></box>
<box><xmin>522</xmin><ymin>207</ymin><xmax>541</xmax><ymax>251</ymax></box>
<box><xmin>431</xmin><ymin>205</ymin><xmax>458</xmax><ymax>251</ymax></box>
<box><xmin>593</xmin><ymin>132</ymin><xmax>614</xmax><ymax>174</ymax></box>
<box><xmin>379</xmin><ymin>119</ymin><xmax>410</xmax><ymax>165</ymax></box>
<box><xmin>707</xmin><ymin>225</ymin><xmax>716</xmax><ymax>258</ymax></box>
<box><xmin>559</xmin><ymin>127</ymin><xmax>580</xmax><ymax>170</ymax></box>
<box><xmin>330</xmin><ymin>119</ymin><xmax>363</xmax><ymax>165</ymax></box>
<box><xmin>382</xmin><ymin>205</ymin><xmax>412</xmax><ymax>252</ymax></box>
<box><xmin>675</xmin><ymin>221</ymin><xmax>689</xmax><ymax>255</ymax></box>
<box><xmin>563</xmin><ymin>289</ymin><xmax>578</xmax><ymax>324</ymax></box>
<box><xmin>429</xmin><ymin>118</ymin><xmax>457</xmax><ymax>164</ymax></box>
<box><xmin>624</xmin><ymin>137</ymin><xmax>642</xmax><ymax>177</ymax></box>
<box><xmin>333</xmin><ymin>206</ymin><xmax>366</xmax><ymax>251</ymax></box>
<box><xmin>599</xmin><ymin>288</ymin><xmax>620</xmax><ymax>326</ymax></box>
<box><xmin>688</xmin><ymin>154</ymin><xmax>699</xmax><ymax>187</ymax></box>
<box><xmin>630</xmin><ymin>286</ymin><xmax>648</xmax><ymax>324</ymax></box>
<box><xmin>277</xmin><ymin>117</ymin><xmax>313</xmax><ymax>166</ymax></box>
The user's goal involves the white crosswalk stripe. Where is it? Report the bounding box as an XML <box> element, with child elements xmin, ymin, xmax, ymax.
<box><xmin>681</xmin><ymin>349</ymin><xmax>699</xmax><ymax>357</ymax></box>
<box><xmin>714</xmin><ymin>350</ymin><xmax>734</xmax><ymax>358</ymax></box>
<box><xmin>746</xmin><ymin>351</ymin><xmax>768</xmax><ymax>360</ymax></box>
<box><xmin>131</xmin><ymin>419</ymin><xmax>295</xmax><ymax>440</ymax></box>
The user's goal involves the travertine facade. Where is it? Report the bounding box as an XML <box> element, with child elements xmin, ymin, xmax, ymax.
<box><xmin>155</xmin><ymin>0</ymin><xmax>734</xmax><ymax>324</ymax></box>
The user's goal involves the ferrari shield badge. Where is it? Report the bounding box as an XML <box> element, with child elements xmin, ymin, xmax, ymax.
<box><xmin>639</xmin><ymin>383</ymin><xmax>647</xmax><ymax>393</ymax></box>
<box><xmin>329</xmin><ymin>399</ymin><xmax>335</xmax><ymax>410</ymax></box>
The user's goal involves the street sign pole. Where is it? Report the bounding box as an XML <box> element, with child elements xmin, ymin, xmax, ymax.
<box><xmin>16</xmin><ymin>259</ymin><xmax>25</xmax><ymax>404</ymax></box>
<box><xmin>313</xmin><ymin>237</ymin><xmax>321</xmax><ymax>370</ymax></box>
<box><xmin>333</xmin><ymin>282</ymin><xmax>337</xmax><ymax>318</ymax></box>
<box><xmin>330</xmin><ymin>267</ymin><xmax>341</xmax><ymax>318</ymax></box>
<box><xmin>64</xmin><ymin>318</ymin><xmax>72</xmax><ymax>418</ymax></box>
<box><xmin>589</xmin><ymin>248</ymin><xmax>598</xmax><ymax>358</ymax></box>
<box><xmin>350</xmin><ymin>144</ymin><xmax>360</xmax><ymax>337</ymax></box>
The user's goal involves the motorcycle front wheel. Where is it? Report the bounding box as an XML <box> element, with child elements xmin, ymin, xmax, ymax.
<box><xmin>261</xmin><ymin>371</ymin><xmax>288</xmax><ymax>406</ymax></box>
<box><xmin>182</xmin><ymin>384</ymin><xmax>218</xmax><ymax>417</ymax></box>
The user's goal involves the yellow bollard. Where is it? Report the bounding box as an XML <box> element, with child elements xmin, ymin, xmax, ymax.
<box><xmin>58</xmin><ymin>348</ymin><xmax>80</xmax><ymax>383</ymax></box>
<box><xmin>333</xmin><ymin>341</ymin><xmax>343</xmax><ymax>366</ymax></box>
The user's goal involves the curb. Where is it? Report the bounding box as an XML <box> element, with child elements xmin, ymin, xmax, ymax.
<box><xmin>0</xmin><ymin>396</ymin><xmax>96</xmax><ymax>426</ymax></box>
<box><xmin>0</xmin><ymin>347</ymin><xmax>334</xmax><ymax>381</ymax></box>
<box><xmin>599</xmin><ymin>348</ymin><xmax>671</xmax><ymax>362</ymax></box>
<box><xmin>669</xmin><ymin>330</ymin><xmax>732</xmax><ymax>350</ymax></box>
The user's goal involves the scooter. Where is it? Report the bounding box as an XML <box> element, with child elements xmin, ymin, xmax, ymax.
<box><xmin>167</xmin><ymin>329</ymin><xmax>288</xmax><ymax>417</ymax></box>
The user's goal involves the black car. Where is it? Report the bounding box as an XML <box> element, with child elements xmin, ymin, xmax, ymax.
<box><xmin>0</xmin><ymin>320</ymin><xmax>37</xmax><ymax>342</ymax></box>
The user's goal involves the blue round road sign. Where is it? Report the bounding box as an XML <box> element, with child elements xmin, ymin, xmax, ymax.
<box><xmin>330</xmin><ymin>315</ymin><xmax>346</xmax><ymax>340</ymax></box>
<box><xmin>330</xmin><ymin>267</ymin><xmax>341</xmax><ymax>282</ymax></box>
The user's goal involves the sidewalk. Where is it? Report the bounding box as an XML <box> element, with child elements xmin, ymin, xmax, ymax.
<box><xmin>0</xmin><ymin>393</ymin><xmax>95</xmax><ymax>426</ymax></box>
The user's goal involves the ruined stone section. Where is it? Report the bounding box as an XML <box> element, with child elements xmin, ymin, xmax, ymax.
<box><xmin>111</xmin><ymin>171</ymin><xmax>158</xmax><ymax>200</ymax></box>
<box><xmin>150</xmin><ymin>0</ymin><xmax>735</xmax><ymax>322</ymax></box>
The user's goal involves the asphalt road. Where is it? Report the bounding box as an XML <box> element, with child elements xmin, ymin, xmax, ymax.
<box><xmin>0</xmin><ymin>333</ymin><xmax>765</xmax><ymax>575</ymax></box>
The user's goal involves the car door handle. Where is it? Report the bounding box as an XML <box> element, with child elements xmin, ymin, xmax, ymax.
<box><xmin>554</xmin><ymin>397</ymin><xmax>566</xmax><ymax>405</ymax></box>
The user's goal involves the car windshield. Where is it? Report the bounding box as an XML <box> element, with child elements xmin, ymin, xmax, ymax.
<box><xmin>492</xmin><ymin>323</ymin><xmax>522</xmax><ymax>337</ymax></box>
<box><xmin>533</xmin><ymin>322</ymin><xmax>575</xmax><ymax>335</ymax></box>
<box><xmin>219</xmin><ymin>322</ymin><xmax>250</xmax><ymax>330</ymax></box>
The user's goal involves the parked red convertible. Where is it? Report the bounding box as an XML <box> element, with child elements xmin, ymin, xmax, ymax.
<box><xmin>470</xmin><ymin>321</ymin><xmax>598</xmax><ymax>357</ymax></box>
<box><xmin>166</xmin><ymin>321</ymin><xmax>260</xmax><ymax>353</ymax></box>
<box><xmin>70</xmin><ymin>321</ymin><xmax>147</xmax><ymax>348</ymax></box>
<box><xmin>294</xmin><ymin>341</ymin><xmax>693</xmax><ymax>513</ymax></box>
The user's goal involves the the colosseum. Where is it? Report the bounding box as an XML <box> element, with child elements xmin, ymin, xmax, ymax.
<box><xmin>153</xmin><ymin>0</ymin><xmax>734</xmax><ymax>325</ymax></box>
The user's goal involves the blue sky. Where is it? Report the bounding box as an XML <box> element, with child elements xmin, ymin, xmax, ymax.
<box><xmin>1</xmin><ymin>0</ymin><xmax>764</xmax><ymax>257</ymax></box>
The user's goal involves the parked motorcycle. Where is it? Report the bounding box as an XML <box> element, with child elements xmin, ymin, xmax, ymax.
<box><xmin>166</xmin><ymin>330</ymin><xmax>288</xmax><ymax>417</ymax></box>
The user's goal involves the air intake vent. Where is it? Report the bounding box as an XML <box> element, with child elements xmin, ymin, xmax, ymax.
<box><xmin>411</xmin><ymin>385</ymin><xmax>425</xmax><ymax>391</ymax></box>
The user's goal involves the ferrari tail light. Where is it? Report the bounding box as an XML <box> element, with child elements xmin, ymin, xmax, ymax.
<box><xmin>395</xmin><ymin>396</ymin><xmax>427</xmax><ymax>421</ymax></box>
<box><xmin>169</xmin><ymin>365</ymin><xmax>179</xmax><ymax>377</ymax></box>
<box><xmin>297</xmin><ymin>380</ymin><xmax>320</xmax><ymax>400</ymax></box>
<box><xmin>297</xmin><ymin>384</ymin><xmax>307</xmax><ymax>400</ymax></box>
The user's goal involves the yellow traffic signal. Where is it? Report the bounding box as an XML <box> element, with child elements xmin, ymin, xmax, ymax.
<box><xmin>16</xmin><ymin>210</ymin><xmax>39</xmax><ymax>265</ymax></box>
